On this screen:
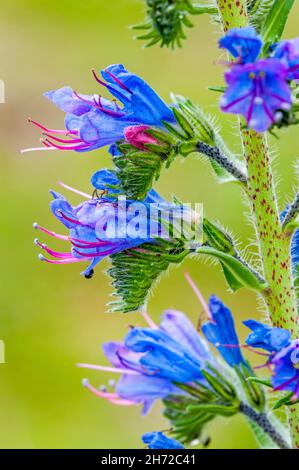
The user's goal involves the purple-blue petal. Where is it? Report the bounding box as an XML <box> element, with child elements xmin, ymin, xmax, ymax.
<box><xmin>244</xmin><ymin>319</ymin><xmax>291</xmax><ymax>353</ymax></box>
<box><xmin>202</xmin><ymin>295</ymin><xmax>247</xmax><ymax>368</ymax></box>
<box><xmin>142</xmin><ymin>432</ymin><xmax>184</xmax><ymax>449</ymax></box>
<box><xmin>219</xmin><ymin>26</ymin><xmax>263</xmax><ymax>63</ymax></box>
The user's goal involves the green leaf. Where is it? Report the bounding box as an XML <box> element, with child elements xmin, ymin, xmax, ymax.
<box><xmin>261</xmin><ymin>0</ymin><xmax>295</xmax><ymax>46</ymax></box>
<box><xmin>197</xmin><ymin>246</ymin><xmax>268</xmax><ymax>293</ymax></box>
<box><xmin>108</xmin><ymin>242</ymin><xmax>188</xmax><ymax>313</ymax></box>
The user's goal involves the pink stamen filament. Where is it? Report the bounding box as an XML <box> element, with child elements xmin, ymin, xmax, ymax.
<box><xmin>71</xmin><ymin>240</ymin><xmax>112</xmax><ymax>249</ymax></box>
<box><xmin>274</xmin><ymin>374</ymin><xmax>298</xmax><ymax>392</ymax></box>
<box><xmin>57</xmin><ymin>210</ymin><xmax>82</xmax><ymax>226</ymax></box>
<box><xmin>21</xmin><ymin>146</ymin><xmax>57</xmax><ymax>154</ymax></box>
<box><xmin>43</xmin><ymin>133</ymin><xmax>83</xmax><ymax>144</ymax></box>
<box><xmin>83</xmin><ymin>380</ymin><xmax>135</xmax><ymax>406</ymax></box>
<box><xmin>43</xmin><ymin>138</ymin><xmax>90</xmax><ymax>151</ymax></box>
<box><xmin>58</xmin><ymin>181</ymin><xmax>92</xmax><ymax>200</ymax></box>
<box><xmin>28</xmin><ymin>118</ymin><xmax>78</xmax><ymax>135</ymax></box>
<box><xmin>77</xmin><ymin>363</ymin><xmax>139</xmax><ymax>375</ymax></box>
<box><xmin>35</xmin><ymin>240</ymin><xmax>72</xmax><ymax>259</ymax></box>
<box><xmin>104</xmin><ymin>69</ymin><xmax>132</xmax><ymax>94</ymax></box>
<box><xmin>141</xmin><ymin>307</ymin><xmax>158</xmax><ymax>329</ymax></box>
<box><xmin>33</xmin><ymin>223</ymin><xmax>69</xmax><ymax>241</ymax></box>
<box><xmin>39</xmin><ymin>256</ymin><xmax>82</xmax><ymax>264</ymax></box>
<box><xmin>73</xmin><ymin>248</ymin><xmax>112</xmax><ymax>258</ymax></box>
<box><xmin>184</xmin><ymin>272</ymin><xmax>212</xmax><ymax>320</ymax></box>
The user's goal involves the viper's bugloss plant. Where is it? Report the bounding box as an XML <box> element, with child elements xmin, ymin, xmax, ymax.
<box><xmin>26</xmin><ymin>0</ymin><xmax>299</xmax><ymax>449</ymax></box>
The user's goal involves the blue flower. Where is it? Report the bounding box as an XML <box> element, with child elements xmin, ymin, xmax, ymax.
<box><xmin>80</xmin><ymin>308</ymin><xmax>215</xmax><ymax>414</ymax></box>
<box><xmin>220</xmin><ymin>59</ymin><xmax>292</xmax><ymax>132</ymax></box>
<box><xmin>273</xmin><ymin>38</ymin><xmax>299</xmax><ymax>81</ymax></box>
<box><xmin>243</xmin><ymin>316</ymin><xmax>298</xmax><ymax>398</ymax></box>
<box><xmin>202</xmin><ymin>295</ymin><xmax>247</xmax><ymax>368</ymax></box>
<box><xmin>219</xmin><ymin>26</ymin><xmax>263</xmax><ymax>64</ymax></box>
<box><xmin>244</xmin><ymin>320</ymin><xmax>291</xmax><ymax>353</ymax></box>
<box><xmin>271</xmin><ymin>340</ymin><xmax>299</xmax><ymax>398</ymax></box>
<box><xmin>142</xmin><ymin>432</ymin><xmax>184</xmax><ymax>449</ymax></box>
<box><xmin>33</xmin><ymin>169</ymin><xmax>178</xmax><ymax>277</ymax></box>
<box><xmin>26</xmin><ymin>64</ymin><xmax>175</xmax><ymax>153</ymax></box>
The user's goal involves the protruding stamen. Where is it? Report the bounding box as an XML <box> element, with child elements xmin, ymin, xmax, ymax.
<box><xmin>104</xmin><ymin>69</ymin><xmax>132</xmax><ymax>94</ymax></box>
<box><xmin>43</xmin><ymin>137</ymin><xmax>90</xmax><ymax>151</ymax></box>
<box><xmin>56</xmin><ymin>210</ymin><xmax>81</xmax><ymax>226</ymax></box>
<box><xmin>43</xmin><ymin>133</ymin><xmax>82</xmax><ymax>144</ymax></box>
<box><xmin>28</xmin><ymin>118</ymin><xmax>77</xmax><ymax>135</ymax></box>
<box><xmin>184</xmin><ymin>272</ymin><xmax>212</xmax><ymax>320</ymax></box>
<box><xmin>58</xmin><ymin>181</ymin><xmax>92</xmax><ymax>199</ymax></box>
<box><xmin>33</xmin><ymin>223</ymin><xmax>69</xmax><ymax>240</ymax></box>
<box><xmin>140</xmin><ymin>305</ymin><xmax>158</xmax><ymax>329</ymax></box>
<box><xmin>77</xmin><ymin>363</ymin><xmax>139</xmax><ymax>375</ymax></box>
<box><xmin>82</xmin><ymin>378</ymin><xmax>135</xmax><ymax>406</ymax></box>
<box><xmin>38</xmin><ymin>254</ymin><xmax>82</xmax><ymax>264</ymax></box>
<box><xmin>35</xmin><ymin>239</ymin><xmax>72</xmax><ymax>259</ymax></box>
<box><xmin>73</xmin><ymin>248</ymin><xmax>112</xmax><ymax>258</ymax></box>
<box><xmin>21</xmin><ymin>146</ymin><xmax>57</xmax><ymax>154</ymax></box>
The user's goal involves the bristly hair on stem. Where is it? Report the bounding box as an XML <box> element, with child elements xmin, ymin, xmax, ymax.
<box><xmin>282</xmin><ymin>192</ymin><xmax>299</xmax><ymax>229</ymax></box>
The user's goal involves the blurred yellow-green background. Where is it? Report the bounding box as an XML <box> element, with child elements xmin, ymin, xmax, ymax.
<box><xmin>0</xmin><ymin>0</ymin><xmax>298</xmax><ymax>449</ymax></box>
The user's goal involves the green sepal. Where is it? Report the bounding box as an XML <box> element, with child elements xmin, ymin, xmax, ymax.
<box><xmin>208</xmin><ymin>86</ymin><xmax>226</xmax><ymax>93</ymax></box>
<box><xmin>272</xmin><ymin>392</ymin><xmax>298</xmax><ymax>410</ymax></box>
<box><xmin>163</xmin><ymin>395</ymin><xmax>214</xmax><ymax>444</ymax></box>
<box><xmin>201</xmin><ymin>367</ymin><xmax>238</xmax><ymax>402</ymax></box>
<box><xmin>172</xmin><ymin>108</ymin><xmax>194</xmax><ymax>139</ymax></box>
<box><xmin>197</xmin><ymin>246</ymin><xmax>268</xmax><ymax>293</ymax></box>
<box><xmin>235</xmin><ymin>364</ymin><xmax>266</xmax><ymax>411</ymax></box>
<box><xmin>172</xmin><ymin>95</ymin><xmax>246</xmax><ymax>183</ymax></box>
<box><xmin>107</xmin><ymin>241</ymin><xmax>188</xmax><ymax>313</ymax></box>
<box><xmin>188</xmin><ymin>402</ymin><xmax>239</xmax><ymax>417</ymax></box>
<box><xmin>203</xmin><ymin>218</ymin><xmax>237</xmax><ymax>256</ymax></box>
<box><xmin>246</xmin><ymin>377</ymin><xmax>272</xmax><ymax>388</ymax></box>
<box><xmin>113</xmin><ymin>150</ymin><xmax>163</xmax><ymax>200</ymax></box>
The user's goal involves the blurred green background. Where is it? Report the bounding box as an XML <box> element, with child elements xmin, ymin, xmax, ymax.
<box><xmin>0</xmin><ymin>0</ymin><xmax>298</xmax><ymax>449</ymax></box>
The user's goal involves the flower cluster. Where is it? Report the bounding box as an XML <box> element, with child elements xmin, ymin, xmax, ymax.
<box><xmin>33</xmin><ymin>169</ymin><xmax>193</xmax><ymax>278</ymax></box>
<box><xmin>78</xmin><ymin>289</ymin><xmax>269</xmax><ymax>447</ymax></box>
<box><xmin>219</xmin><ymin>26</ymin><xmax>299</xmax><ymax>132</ymax></box>
<box><xmin>24</xmin><ymin>64</ymin><xmax>175</xmax><ymax>155</ymax></box>
<box><xmin>244</xmin><ymin>320</ymin><xmax>299</xmax><ymax>399</ymax></box>
<box><xmin>80</xmin><ymin>295</ymin><xmax>249</xmax><ymax>413</ymax></box>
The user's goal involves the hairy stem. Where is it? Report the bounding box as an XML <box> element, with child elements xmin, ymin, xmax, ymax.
<box><xmin>240</xmin><ymin>402</ymin><xmax>291</xmax><ymax>449</ymax></box>
<box><xmin>196</xmin><ymin>141</ymin><xmax>247</xmax><ymax>183</ymax></box>
<box><xmin>282</xmin><ymin>191</ymin><xmax>299</xmax><ymax>228</ymax></box>
<box><xmin>216</xmin><ymin>0</ymin><xmax>299</xmax><ymax>448</ymax></box>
